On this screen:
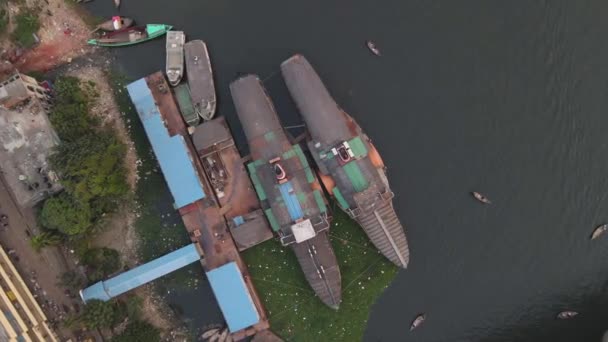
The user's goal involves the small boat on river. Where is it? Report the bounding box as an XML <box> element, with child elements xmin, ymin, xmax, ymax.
<box><xmin>410</xmin><ymin>313</ymin><xmax>426</xmax><ymax>331</ymax></box>
<box><xmin>557</xmin><ymin>311</ymin><xmax>578</xmax><ymax>319</ymax></box>
<box><xmin>366</xmin><ymin>40</ymin><xmax>381</xmax><ymax>56</ymax></box>
<box><xmin>114</xmin><ymin>0</ymin><xmax>120</xmax><ymax>9</ymax></box>
<box><xmin>185</xmin><ymin>40</ymin><xmax>216</xmax><ymax>120</ymax></box>
<box><xmin>166</xmin><ymin>31</ymin><xmax>185</xmax><ymax>86</ymax></box>
<box><xmin>472</xmin><ymin>191</ymin><xmax>491</xmax><ymax>204</ymax></box>
<box><xmin>591</xmin><ymin>224</ymin><xmax>608</xmax><ymax>240</ymax></box>
<box><xmin>87</xmin><ymin>24</ymin><xmax>172</xmax><ymax>47</ymax></box>
<box><xmin>95</xmin><ymin>16</ymin><xmax>133</xmax><ymax>32</ymax></box>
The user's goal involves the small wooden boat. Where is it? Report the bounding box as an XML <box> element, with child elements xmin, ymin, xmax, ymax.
<box><xmin>87</xmin><ymin>24</ymin><xmax>172</xmax><ymax>47</ymax></box>
<box><xmin>557</xmin><ymin>311</ymin><xmax>578</xmax><ymax>319</ymax></box>
<box><xmin>166</xmin><ymin>31</ymin><xmax>185</xmax><ymax>86</ymax></box>
<box><xmin>472</xmin><ymin>191</ymin><xmax>491</xmax><ymax>204</ymax></box>
<box><xmin>410</xmin><ymin>313</ymin><xmax>426</xmax><ymax>331</ymax></box>
<box><xmin>185</xmin><ymin>40</ymin><xmax>216</xmax><ymax>120</ymax></box>
<box><xmin>201</xmin><ymin>328</ymin><xmax>219</xmax><ymax>340</ymax></box>
<box><xmin>114</xmin><ymin>0</ymin><xmax>120</xmax><ymax>9</ymax></box>
<box><xmin>366</xmin><ymin>40</ymin><xmax>381</xmax><ymax>56</ymax></box>
<box><xmin>95</xmin><ymin>16</ymin><xmax>133</xmax><ymax>32</ymax></box>
<box><xmin>591</xmin><ymin>224</ymin><xmax>608</xmax><ymax>240</ymax></box>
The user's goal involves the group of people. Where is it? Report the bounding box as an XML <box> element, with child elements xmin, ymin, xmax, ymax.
<box><xmin>1</xmin><ymin>213</ymin><xmax>9</xmax><ymax>228</ymax></box>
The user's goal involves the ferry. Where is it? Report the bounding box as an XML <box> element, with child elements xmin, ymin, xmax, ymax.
<box><xmin>230</xmin><ymin>74</ymin><xmax>342</xmax><ymax>309</ymax></box>
<box><xmin>281</xmin><ymin>54</ymin><xmax>410</xmax><ymax>268</ymax></box>
<box><xmin>184</xmin><ymin>40</ymin><xmax>216</xmax><ymax>121</ymax></box>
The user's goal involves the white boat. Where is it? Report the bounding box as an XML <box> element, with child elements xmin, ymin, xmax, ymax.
<box><xmin>557</xmin><ymin>311</ymin><xmax>578</xmax><ymax>319</ymax></box>
<box><xmin>472</xmin><ymin>191</ymin><xmax>491</xmax><ymax>204</ymax></box>
<box><xmin>591</xmin><ymin>224</ymin><xmax>608</xmax><ymax>240</ymax></box>
<box><xmin>410</xmin><ymin>313</ymin><xmax>426</xmax><ymax>331</ymax></box>
<box><xmin>166</xmin><ymin>31</ymin><xmax>185</xmax><ymax>86</ymax></box>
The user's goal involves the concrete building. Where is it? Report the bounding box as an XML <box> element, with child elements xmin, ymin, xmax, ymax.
<box><xmin>0</xmin><ymin>245</ymin><xmax>58</xmax><ymax>341</ymax></box>
<box><xmin>0</xmin><ymin>71</ymin><xmax>61</xmax><ymax>207</ymax></box>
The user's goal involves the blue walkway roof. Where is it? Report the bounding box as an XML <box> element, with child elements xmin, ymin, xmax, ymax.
<box><xmin>207</xmin><ymin>262</ymin><xmax>260</xmax><ymax>332</ymax></box>
<box><xmin>127</xmin><ymin>78</ymin><xmax>205</xmax><ymax>209</ymax></box>
<box><xmin>80</xmin><ymin>244</ymin><xmax>201</xmax><ymax>302</ymax></box>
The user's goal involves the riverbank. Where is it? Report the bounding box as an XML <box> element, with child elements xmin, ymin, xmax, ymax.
<box><xmin>0</xmin><ymin>0</ymin><xmax>186</xmax><ymax>339</ymax></box>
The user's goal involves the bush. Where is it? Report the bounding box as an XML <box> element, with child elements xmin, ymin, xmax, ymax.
<box><xmin>39</xmin><ymin>192</ymin><xmax>92</xmax><ymax>235</ymax></box>
<box><xmin>112</xmin><ymin>320</ymin><xmax>160</xmax><ymax>342</ymax></box>
<box><xmin>11</xmin><ymin>11</ymin><xmax>40</xmax><ymax>48</ymax></box>
<box><xmin>30</xmin><ymin>231</ymin><xmax>63</xmax><ymax>251</ymax></box>
<box><xmin>82</xmin><ymin>300</ymin><xmax>116</xmax><ymax>329</ymax></box>
<box><xmin>50</xmin><ymin>131</ymin><xmax>128</xmax><ymax>214</ymax></box>
<box><xmin>58</xmin><ymin>271</ymin><xmax>87</xmax><ymax>292</ymax></box>
<box><xmin>81</xmin><ymin>247</ymin><xmax>121</xmax><ymax>281</ymax></box>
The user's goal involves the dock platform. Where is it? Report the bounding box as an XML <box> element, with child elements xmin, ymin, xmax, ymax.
<box><xmin>191</xmin><ymin>118</ymin><xmax>274</xmax><ymax>251</ymax></box>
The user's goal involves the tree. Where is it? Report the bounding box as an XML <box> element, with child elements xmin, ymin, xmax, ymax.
<box><xmin>81</xmin><ymin>247</ymin><xmax>121</xmax><ymax>282</ymax></box>
<box><xmin>39</xmin><ymin>193</ymin><xmax>92</xmax><ymax>235</ymax></box>
<box><xmin>112</xmin><ymin>320</ymin><xmax>160</xmax><ymax>342</ymax></box>
<box><xmin>58</xmin><ymin>271</ymin><xmax>87</xmax><ymax>292</ymax></box>
<box><xmin>82</xmin><ymin>300</ymin><xmax>116</xmax><ymax>329</ymax></box>
<box><xmin>50</xmin><ymin>131</ymin><xmax>128</xmax><ymax>215</ymax></box>
<box><xmin>30</xmin><ymin>231</ymin><xmax>63</xmax><ymax>252</ymax></box>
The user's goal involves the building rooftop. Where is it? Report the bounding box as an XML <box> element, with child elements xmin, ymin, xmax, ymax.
<box><xmin>0</xmin><ymin>100</ymin><xmax>62</xmax><ymax>207</ymax></box>
<box><xmin>206</xmin><ymin>262</ymin><xmax>260</xmax><ymax>333</ymax></box>
<box><xmin>127</xmin><ymin>78</ymin><xmax>206</xmax><ymax>209</ymax></box>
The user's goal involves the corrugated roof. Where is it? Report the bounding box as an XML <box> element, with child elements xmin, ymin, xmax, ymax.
<box><xmin>127</xmin><ymin>78</ymin><xmax>205</xmax><ymax>208</ymax></box>
<box><xmin>81</xmin><ymin>244</ymin><xmax>201</xmax><ymax>302</ymax></box>
<box><xmin>207</xmin><ymin>262</ymin><xmax>260</xmax><ymax>332</ymax></box>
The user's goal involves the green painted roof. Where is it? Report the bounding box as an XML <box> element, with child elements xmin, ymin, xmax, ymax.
<box><xmin>348</xmin><ymin>136</ymin><xmax>368</xmax><ymax>158</ymax></box>
<box><xmin>343</xmin><ymin>162</ymin><xmax>368</xmax><ymax>192</ymax></box>
<box><xmin>333</xmin><ymin>187</ymin><xmax>350</xmax><ymax>210</ymax></box>
<box><xmin>247</xmin><ymin>162</ymin><xmax>267</xmax><ymax>201</ymax></box>
<box><xmin>264</xmin><ymin>208</ymin><xmax>280</xmax><ymax>232</ymax></box>
<box><xmin>313</xmin><ymin>190</ymin><xmax>327</xmax><ymax>213</ymax></box>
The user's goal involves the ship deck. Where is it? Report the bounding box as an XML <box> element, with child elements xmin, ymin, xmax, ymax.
<box><xmin>146</xmin><ymin>72</ymin><xmax>269</xmax><ymax>340</ymax></box>
<box><xmin>191</xmin><ymin>117</ymin><xmax>274</xmax><ymax>251</ymax></box>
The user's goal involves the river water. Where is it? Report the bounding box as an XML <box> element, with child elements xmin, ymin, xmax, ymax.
<box><xmin>86</xmin><ymin>0</ymin><xmax>608</xmax><ymax>341</ymax></box>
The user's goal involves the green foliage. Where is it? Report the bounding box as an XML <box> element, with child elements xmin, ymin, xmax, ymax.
<box><xmin>0</xmin><ymin>7</ymin><xmax>8</xmax><ymax>35</ymax></box>
<box><xmin>124</xmin><ymin>295</ymin><xmax>143</xmax><ymax>320</ymax></box>
<box><xmin>81</xmin><ymin>247</ymin><xmax>121</xmax><ymax>282</ymax></box>
<box><xmin>58</xmin><ymin>270</ymin><xmax>87</xmax><ymax>292</ymax></box>
<box><xmin>50</xmin><ymin>77</ymin><xmax>97</xmax><ymax>142</ymax></box>
<box><xmin>39</xmin><ymin>76</ymin><xmax>128</xmax><ymax>238</ymax></box>
<box><xmin>11</xmin><ymin>10</ymin><xmax>39</xmax><ymax>48</ymax></box>
<box><xmin>112</xmin><ymin>320</ymin><xmax>161</xmax><ymax>342</ymax></box>
<box><xmin>242</xmin><ymin>209</ymin><xmax>398</xmax><ymax>342</ymax></box>
<box><xmin>82</xmin><ymin>300</ymin><xmax>116</xmax><ymax>329</ymax></box>
<box><xmin>39</xmin><ymin>192</ymin><xmax>92</xmax><ymax>235</ymax></box>
<box><xmin>30</xmin><ymin>231</ymin><xmax>63</xmax><ymax>251</ymax></box>
<box><xmin>50</xmin><ymin>131</ymin><xmax>128</xmax><ymax>213</ymax></box>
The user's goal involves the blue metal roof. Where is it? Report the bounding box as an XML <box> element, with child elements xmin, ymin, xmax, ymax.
<box><xmin>279</xmin><ymin>181</ymin><xmax>303</xmax><ymax>221</ymax></box>
<box><xmin>127</xmin><ymin>78</ymin><xmax>205</xmax><ymax>209</ymax></box>
<box><xmin>80</xmin><ymin>244</ymin><xmax>201</xmax><ymax>302</ymax></box>
<box><xmin>206</xmin><ymin>262</ymin><xmax>260</xmax><ymax>332</ymax></box>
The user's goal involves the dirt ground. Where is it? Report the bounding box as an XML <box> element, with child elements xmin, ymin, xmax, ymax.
<box><xmin>0</xmin><ymin>0</ymin><xmax>182</xmax><ymax>338</ymax></box>
<box><xmin>4</xmin><ymin>0</ymin><xmax>94</xmax><ymax>73</ymax></box>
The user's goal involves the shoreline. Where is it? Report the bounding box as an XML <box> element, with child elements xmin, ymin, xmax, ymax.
<box><xmin>0</xmin><ymin>0</ymin><xmax>185</xmax><ymax>339</ymax></box>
